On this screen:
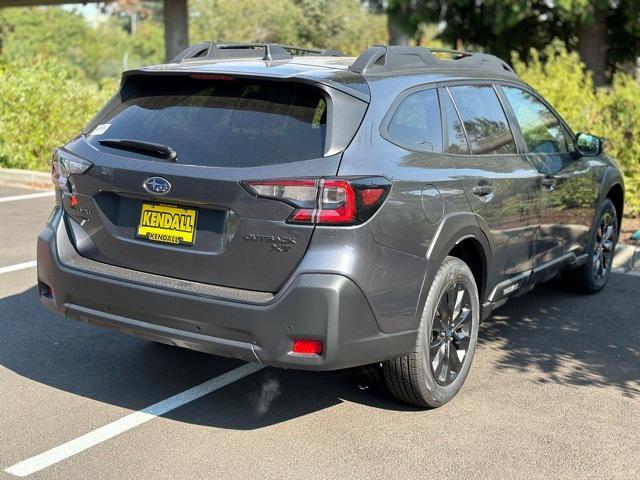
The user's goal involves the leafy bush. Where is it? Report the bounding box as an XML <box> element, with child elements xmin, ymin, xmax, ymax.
<box><xmin>0</xmin><ymin>57</ymin><xmax>117</xmax><ymax>171</ymax></box>
<box><xmin>190</xmin><ymin>0</ymin><xmax>388</xmax><ymax>55</ymax></box>
<box><xmin>513</xmin><ymin>42</ymin><xmax>640</xmax><ymax>215</ymax></box>
<box><xmin>0</xmin><ymin>7</ymin><xmax>163</xmax><ymax>81</ymax></box>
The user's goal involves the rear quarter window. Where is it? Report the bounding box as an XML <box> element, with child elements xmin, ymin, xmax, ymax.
<box><xmin>385</xmin><ymin>88</ymin><xmax>442</xmax><ymax>153</ymax></box>
<box><xmin>87</xmin><ymin>77</ymin><xmax>328</xmax><ymax>167</ymax></box>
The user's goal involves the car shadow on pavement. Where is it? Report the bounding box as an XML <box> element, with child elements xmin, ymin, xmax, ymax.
<box><xmin>479</xmin><ymin>272</ymin><xmax>640</xmax><ymax>399</ymax></box>
<box><xmin>0</xmin><ymin>273</ymin><xmax>638</xmax><ymax>430</ymax></box>
<box><xmin>0</xmin><ymin>286</ymin><xmax>416</xmax><ymax>431</ymax></box>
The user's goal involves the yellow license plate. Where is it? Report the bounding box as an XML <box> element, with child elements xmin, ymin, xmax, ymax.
<box><xmin>137</xmin><ymin>203</ymin><xmax>197</xmax><ymax>245</ymax></box>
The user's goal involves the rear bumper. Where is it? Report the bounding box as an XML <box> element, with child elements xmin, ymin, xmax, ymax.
<box><xmin>37</xmin><ymin>213</ymin><xmax>415</xmax><ymax>370</ymax></box>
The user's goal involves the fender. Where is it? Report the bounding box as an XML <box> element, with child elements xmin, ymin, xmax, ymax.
<box><xmin>598</xmin><ymin>165</ymin><xmax>625</xmax><ymax>214</ymax></box>
<box><xmin>410</xmin><ymin>212</ymin><xmax>494</xmax><ymax>330</ymax></box>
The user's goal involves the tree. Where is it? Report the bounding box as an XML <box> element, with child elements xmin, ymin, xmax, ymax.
<box><xmin>383</xmin><ymin>0</ymin><xmax>640</xmax><ymax>85</ymax></box>
<box><xmin>0</xmin><ymin>6</ymin><xmax>163</xmax><ymax>80</ymax></box>
<box><xmin>190</xmin><ymin>0</ymin><xmax>387</xmax><ymax>55</ymax></box>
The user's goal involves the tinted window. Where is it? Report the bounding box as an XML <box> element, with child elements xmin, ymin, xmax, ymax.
<box><xmin>448</xmin><ymin>85</ymin><xmax>517</xmax><ymax>155</ymax></box>
<box><xmin>387</xmin><ymin>89</ymin><xmax>442</xmax><ymax>153</ymax></box>
<box><xmin>440</xmin><ymin>88</ymin><xmax>470</xmax><ymax>154</ymax></box>
<box><xmin>502</xmin><ymin>86</ymin><xmax>570</xmax><ymax>154</ymax></box>
<box><xmin>87</xmin><ymin>77</ymin><xmax>327</xmax><ymax>167</ymax></box>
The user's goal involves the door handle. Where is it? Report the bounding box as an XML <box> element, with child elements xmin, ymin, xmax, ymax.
<box><xmin>540</xmin><ymin>175</ymin><xmax>556</xmax><ymax>189</ymax></box>
<box><xmin>472</xmin><ymin>185</ymin><xmax>494</xmax><ymax>197</ymax></box>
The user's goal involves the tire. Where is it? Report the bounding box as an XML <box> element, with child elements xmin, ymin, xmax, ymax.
<box><xmin>382</xmin><ymin>256</ymin><xmax>480</xmax><ymax>408</ymax></box>
<box><xmin>568</xmin><ymin>199</ymin><xmax>618</xmax><ymax>293</ymax></box>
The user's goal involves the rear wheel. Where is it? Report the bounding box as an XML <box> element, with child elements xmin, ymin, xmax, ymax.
<box><xmin>383</xmin><ymin>256</ymin><xmax>480</xmax><ymax>408</ymax></box>
<box><xmin>568</xmin><ymin>199</ymin><xmax>618</xmax><ymax>293</ymax></box>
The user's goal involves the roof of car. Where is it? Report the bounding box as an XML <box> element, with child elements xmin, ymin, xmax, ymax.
<box><xmin>125</xmin><ymin>43</ymin><xmax>523</xmax><ymax>101</ymax></box>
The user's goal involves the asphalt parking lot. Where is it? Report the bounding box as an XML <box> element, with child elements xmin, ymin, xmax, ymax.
<box><xmin>0</xmin><ymin>184</ymin><xmax>638</xmax><ymax>480</ymax></box>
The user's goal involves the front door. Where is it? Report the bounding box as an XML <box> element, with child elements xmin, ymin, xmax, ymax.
<box><xmin>499</xmin><ymin>85</ymin><xmax>599</xmax><ymax>266</ymax></box>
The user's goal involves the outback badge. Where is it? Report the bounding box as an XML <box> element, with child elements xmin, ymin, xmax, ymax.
<box><xmin>143</xmin><ymin>176</ymin><xmax>171</xmax><ymax>195</ymax></box>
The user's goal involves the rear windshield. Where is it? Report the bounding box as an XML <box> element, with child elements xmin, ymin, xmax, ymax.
<box><xmin>87</xmin><ymin>76</ymin><xmax>328</xmax><ymax>167</ymax></box>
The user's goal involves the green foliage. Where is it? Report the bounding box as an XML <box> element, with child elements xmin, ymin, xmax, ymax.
<box><xmin>387</xmin><ymin>0</ymin><xmax>640</xmax><ymax>73</ymax></box>
<box><xmin>0</xmin><ymin>7</ymin><xmax>163</xmax><ymax>81</ymax></box>
<box><xmin>0</xmin><ymin>57</ymin><xmax>117</xmax><ymax>171</ymax></box>
<box><xmin>294</xmin><ymin>0</ymin><xmax>388</xmax><ymax>55</ymax></box>
<box><xmin>190</xmin><ymin>0</ymin><xmax>304</xmax><ymax>47</ymax></box>
<box><xmin>190</xmin><ymin>0</ymin><xmax>387</xmax><ymax>55</ymax></box>
<box><xmin>513</xmin><ymin>43</ymin><xmax>640</xmax><ymax>215</ymax></box>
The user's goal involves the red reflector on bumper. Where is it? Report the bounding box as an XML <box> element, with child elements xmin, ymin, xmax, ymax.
<box><xmin>292</xmin><ymin>339</ymin><xmax>323</xmax><ymax>355</ymax></box>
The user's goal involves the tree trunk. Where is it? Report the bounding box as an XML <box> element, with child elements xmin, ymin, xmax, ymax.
<box><xmin>388</xmin><ymin>14</ymin><xmax>410</xmax><ymax>45</ymax></box>
<box><xmin>578</xmin><ymin>6</ymin><xmax>608</xmax><ymax>86</ymax></box>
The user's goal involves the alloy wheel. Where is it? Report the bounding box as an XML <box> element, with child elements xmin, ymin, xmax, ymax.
<box><xmin>429</xmin><ymin>282</ymin><xmax>472</xmax><ymax>386</ymax></box>
<box><xmin>592</xmin><ymin>211</ymin><xmax>615</xmax><ymax>280</ymax></box>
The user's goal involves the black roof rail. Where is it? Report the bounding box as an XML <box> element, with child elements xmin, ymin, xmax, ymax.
<box><xmin>348</xmin><ymin>45</ymin><xmax>516</xmax><ymax>76</ymax></box>
<box><xmin>171</xmin><ymin>42</ymin><xmax>344</xmax><ymax>63</ymax></box>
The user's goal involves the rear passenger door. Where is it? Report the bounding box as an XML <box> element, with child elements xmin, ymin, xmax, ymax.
<box><xmin>439</xmin><ymin>84</ymin><xmax>541</xmax><ymax>286</ymax></box>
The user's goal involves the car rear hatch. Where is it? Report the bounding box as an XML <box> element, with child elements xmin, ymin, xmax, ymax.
<box><xmin>59</xmin><ymin>71</ymin><xmax>368</xmax><ymax>292</ymax></box>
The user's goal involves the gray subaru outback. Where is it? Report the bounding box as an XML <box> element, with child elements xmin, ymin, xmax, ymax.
<box><xmin>37</xmin><ymin>44</ymin><xmax>625</xmax><ymax>407</ymax></box>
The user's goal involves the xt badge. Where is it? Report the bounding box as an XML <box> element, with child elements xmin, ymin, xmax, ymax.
<box><xmin>243</xmin><ymin>233</ymin><xmax>296</xmax><ymax>253</ymax></box>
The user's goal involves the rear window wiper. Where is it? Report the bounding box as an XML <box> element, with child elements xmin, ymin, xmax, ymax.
<box><xmin>98</xmin><ymin>139</ymin><xmax>178</xmax><ymax>162</ymax></box>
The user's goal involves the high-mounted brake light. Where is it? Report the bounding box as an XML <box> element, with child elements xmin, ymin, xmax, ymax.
<box><xmin>241</xmin><ymin>177</ymin><xmax>390</xmax><ymax>226</ymax></box>
<box><xmin>190</xmin><ymin>73</ymin><xmax>235</xmax><ymax>81</ymax></box>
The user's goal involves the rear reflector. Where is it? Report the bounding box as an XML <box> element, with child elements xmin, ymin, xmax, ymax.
<box><xmin>241</xmin><ymin>177</ymin><xmax>390</xmax><ymax>226</ymax></box>
<box><xmin>360</xmin><ymin>188</ymin><xmax>385</xmax><ymax>206</ymax></box>
<box><xmin>292</xmin><ymin>339</ymin><xmax>323</xmax><ymax>355</ymax></box>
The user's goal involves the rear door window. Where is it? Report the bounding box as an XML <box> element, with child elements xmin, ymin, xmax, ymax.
<box><xmin>448</xmin><ymin>85</ymin><xmax>517</xmax><ymax>155</ymax></box>
<box><xmin>386</xmin><ymin>88</ymin><xmax>442</xmax><ymax>153</ymax></box>
<box><xmin>87</xmin><ymin>76</ymin><xmax>328</xmax><ymax>167</ymax></box>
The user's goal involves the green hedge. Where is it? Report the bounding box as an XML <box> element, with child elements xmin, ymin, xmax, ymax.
<box><xmin>513</xmin><ymin>43</ymin><xmax>640</xmax><ymax>216</ymax></box>
<box><xmin>0</xmin><ymin>58</ymin><xmax>117</xmax><ymax>171</ymax></box>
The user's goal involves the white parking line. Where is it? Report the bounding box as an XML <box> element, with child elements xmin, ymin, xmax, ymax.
<box><xmin>4</xmin><ymin>362</ymin><xmax>265</xmax><ymax>477</ymax></box>
<box><xmin>0</xmin><ymin>261</ymin><xmax>37</xmax><ymax>275</ymax></box>
<box><xmin>0</xmin><ymin>191</ymin><xmax>54</xmax><ymax>203</ymax></box>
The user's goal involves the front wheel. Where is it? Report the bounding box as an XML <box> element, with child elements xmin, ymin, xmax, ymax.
<box><xmin>568</xmin><ymin>199</ymin><xmax>618</xmax><ymax>293</ymax></box>
<box><xmin>383</xmin><ymin>256</ymin><xmax>480</xmax><ymax>408</ymax></box>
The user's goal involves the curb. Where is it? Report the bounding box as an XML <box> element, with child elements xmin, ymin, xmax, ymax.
<box><xmin>613</xmin><ymin>243</ymin><xmax>639</xmax><ymax>272</ymax></box>
<box><xmin>0</xmin><ymin>168</ymin><xmax>52</xmax><ymax>191</ymax></box>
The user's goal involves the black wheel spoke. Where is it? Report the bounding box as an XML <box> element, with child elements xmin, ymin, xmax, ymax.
<box><xmin>452</xmin><ymin>285</ymin><xmax>465</xmax><ymax>322</ymax></box>
<box><xmin>432</xmin><ymin>342</ymin><xmax>447</xmax><ymax>381</ymax></box>
<box><xmin>439</xmin><ymin>343</ymin><xmax>450</xmax><ymax>382</ymax></box>
<box><xmin>430</xmin><ymin>337</ymin><xmax>446</xmax><ymax>355</ymax></box>
<box><xmin>448</xmin><ymin>342</ymin><xmax>462</xmax><ymax>376</ymax></box>
<box><xmin>453</xmin><ymin>306</ymin><xmax>471</xmax><ymax>331</ymax></box>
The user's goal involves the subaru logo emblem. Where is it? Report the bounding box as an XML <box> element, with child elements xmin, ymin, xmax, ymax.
<box><xmin>143</xmin><ymin>177</ymin><xmax>171</xmax><ymax>195</ymax></box>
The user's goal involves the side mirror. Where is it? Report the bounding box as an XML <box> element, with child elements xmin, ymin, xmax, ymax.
<box><xmin>575</xmin><ymin>132</ymin><xmax>602</xmax><ymax>156</ymax></box>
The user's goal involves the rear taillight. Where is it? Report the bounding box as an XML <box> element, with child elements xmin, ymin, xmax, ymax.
<box><xmin>241</xmin><ymin>177</ymin><xmax>390</xmax><ymax>226</ymax></box>
<box><xmin>51</xmin><ymin>149</ymin><xmax>93</xmax><ymax>192</ymax></box>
